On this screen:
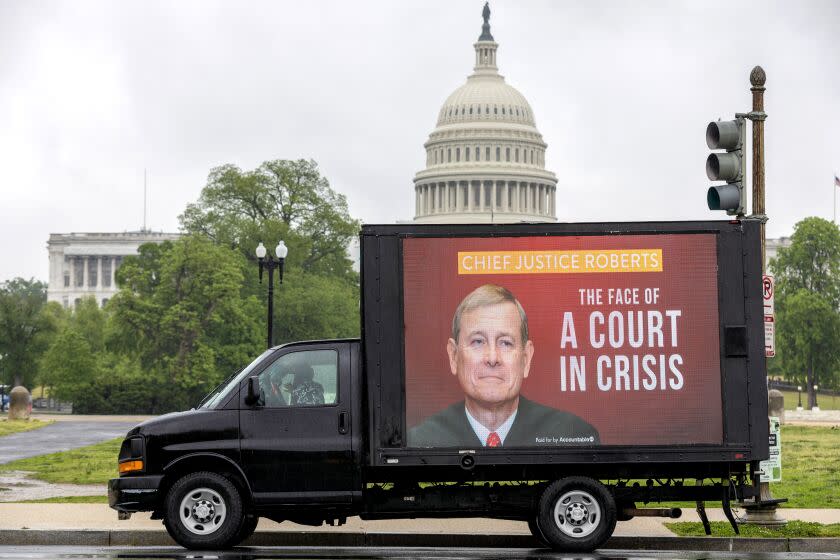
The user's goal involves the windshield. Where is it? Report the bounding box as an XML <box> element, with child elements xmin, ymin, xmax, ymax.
<box><xmin>198</xmin><ymin>349</ymin><xmax>274</xmax><ymax>409</ymax></box>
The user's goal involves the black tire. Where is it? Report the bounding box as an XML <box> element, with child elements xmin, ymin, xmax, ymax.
<box><xmin>231</xmin><ymin>514</ymin><xmax>259</xmax><ymax>546</ymax></box>
<box><xmin>537</xmin><ymin>477</ymin><xmax>616</xmax><ymax>552</ymax></box>
<box><xmin>163</xmin><ymin>471</ymin><xmax>244</xmax><ymax>550</ymax></box>
<box><xmin>527</xmin><ymin>516</ymin><xmax>549</xmax><ymax>547</ymax></box>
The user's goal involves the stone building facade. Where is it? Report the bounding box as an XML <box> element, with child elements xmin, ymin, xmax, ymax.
<box><xmin>413</xmin><ymin>4</ymin><xmax>557</xmax><ymax>223</ymax></box>
<box><xmin>46</xmin><ymin>231</ymin><xmax>180</xmax><ymax>308</ymax></box>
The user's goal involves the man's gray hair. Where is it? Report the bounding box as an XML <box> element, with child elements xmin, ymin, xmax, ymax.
<box><xmin>451</xmin><ymin>284</ymin><xmax>528</xmax><ymax>344</ymax></box>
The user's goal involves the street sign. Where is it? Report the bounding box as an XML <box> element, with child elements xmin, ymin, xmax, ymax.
<box><xmin>765</xmin><ymin>317</ymin><xmax>775</xmax><ymax>358</ymax></box>
<box><xmin>759</xmin><ymin>417</ymin><xmax>782</xmax><ymax>482</ymax></box>
<box><xmin>763</xmin><ymin>275</ymin><xmax>774</xmax><ymax>315</ymax></box>
<box><xmin>763</xmin><ymin>275</ymin><xmax>775</xmax><ymax>357</ymax></box>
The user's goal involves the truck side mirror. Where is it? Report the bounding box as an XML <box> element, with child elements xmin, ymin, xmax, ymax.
<box><xmin>245</xmin><ymin>376</ymin><xmax>261</xmax><ymax>406</ymax></box>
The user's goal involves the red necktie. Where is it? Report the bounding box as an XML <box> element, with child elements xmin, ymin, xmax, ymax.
<box><xmin>486</xmin><ymin>432</ymin><xmax>501</xmax><ymax>447</ymax></box>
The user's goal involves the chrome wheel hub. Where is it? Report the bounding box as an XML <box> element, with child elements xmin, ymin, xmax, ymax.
<box><xmin>552</xmin><ymin>489</ymin><xmax>602</xmax><ymax>538</ymax></box>
<box><xmin>179</xmin><ymin>487</ymin><xmax>227</xmax><ymax>535</ymax></box>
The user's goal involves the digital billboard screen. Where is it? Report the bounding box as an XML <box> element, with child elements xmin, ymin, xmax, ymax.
<box><xmin>403</xmin><ymin>234</ymin><xmax>722</xmax><ymax>448</ymax></box>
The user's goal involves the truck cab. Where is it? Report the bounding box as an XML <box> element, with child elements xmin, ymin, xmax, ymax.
<box><xmin>109</xmin><ymin>339</ymin><xmax>364</xmax><ymax>548</ymax></box>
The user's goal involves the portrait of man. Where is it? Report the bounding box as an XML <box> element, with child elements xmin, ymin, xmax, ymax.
<box><xmin>408</xmin><ymin>284</ymin><xmax>600</xmax><ymax>448</ymax></box>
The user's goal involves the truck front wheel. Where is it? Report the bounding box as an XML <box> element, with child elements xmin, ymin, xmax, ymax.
<box><xmin>537</xmin><ymin>477</ymin><xmax>616</xmax><ymax>552</ymax></box>
<box><xmin>163</xmin><ymin>471</ymin><xmax>244</xmax><ymax>549</ymax></box>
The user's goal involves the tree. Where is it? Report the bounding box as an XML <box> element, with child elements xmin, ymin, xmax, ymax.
<box><xmin>0</xmin><ymin>278</ymin><xmax>54</xmax><ymax>387</ymax></box>
<box><xmin>40</xmin><ymin>328</ymin><xmax>99</xmax><ymax>404</ymax></box>
<box><xmin>180</xmin><ymin>159</ymin><xmax>360</xmax><ymax>281</ymax></box>
<box><xmin>179</xmin><ymin>157</ymin><xmax>361</xmax><ymax>347</ymax></box>
<box><xmin>771</xmin><ymin>217</ymin><xmax>840</xmax><ymax>403</ymax></box>
<box><xmin>775</xmin><ymin>290</ymin><xmax>840</xmax><ymax>406</ymax></box>
<box><xmin>771</xmin><ymin>217</ymin><xmax>840</xmax><ymax>308</ymax></box>
<box><xmin>108</xmin><ymin>235</ymin><xmax>264</xmax><ymax>410</ymax></box>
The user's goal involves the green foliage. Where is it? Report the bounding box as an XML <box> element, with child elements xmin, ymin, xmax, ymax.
<box><xmin>772</xmin><ymin>217</ymin><xmax>840</xmax><ymax>308</ymax></box>
<box><xmin>40</xmin><ymin>329</ymin><xmax>99</xmax><ymax>403</ymax></box>
<box><xmin>776</xmin><ymin>291</ymin><xmax>840</xmax><ymax>395</ymax></box>
<box><xmin>0</xmin><ymin>278</ymin><xmax>55</xmax><ymax>387</ymax></box>
<box><xmin>771</xmin><ymin>218</ymin><xmax>840</xmax><ymax>397</ymax></box>
<box><xmin>180</xmin><ymin>158</ymin><xmax>360</xmax><ymax>281</ymax></box>
<box><xmin>0</xmin><ymin>437</ymin><xmax>121</xmax><ymax>484</ymax></box>
<box><xmin>22</xmin><ymin>158</ymin><xmax>361</xmax><ymax>414</ymax></box>
<box><xmin>274</xmin><ymin>270</ymin><xmax>360</xmax><ymax>342</ymax></box>
<box><xmin>107</xmin><ymin>235</ymin><xmax>264</xmax><ymax>410</ymax></box>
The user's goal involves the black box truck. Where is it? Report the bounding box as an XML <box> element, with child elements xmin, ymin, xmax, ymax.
<box><xmin>109</xmin><ymin>221</ymin><xmax>770</xmax><ymax>551</ymax></box>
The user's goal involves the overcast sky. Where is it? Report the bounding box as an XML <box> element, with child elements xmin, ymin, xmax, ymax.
<box><xmin>1</xmin><ymin>0</ymin><xmax>838</xmax><ymax>282</ymax></box>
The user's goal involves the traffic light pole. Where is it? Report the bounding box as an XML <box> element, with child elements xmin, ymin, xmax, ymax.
<box><xmin>740</xmin><ymin>65</ymin><xmax>785</xmax><ymax>527</ymax></box>
<box><xmin>749</xmin><ymin>66</ymin><xmax>767</xmax><ymax>272</ymax></box>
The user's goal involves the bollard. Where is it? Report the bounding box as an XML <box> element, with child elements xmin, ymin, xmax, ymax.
<box><xmin>768</xmin><ymin>389</ymin><xmax>784</xmax><ymax>424</ymax></box>
<box><xmin>7</xmin><ymin>386</ymin><xmax>32</xmax><ymax>420</ymax></box>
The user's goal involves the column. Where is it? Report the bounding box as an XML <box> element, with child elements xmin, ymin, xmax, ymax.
<box><xmin>82</xmin><ymin>256</ymin><xmax>89</xmax><ymax>289</ymax></box>
<box><xmin>538</xmin><ymin>185</ymin><xmax>544</xmax><ymax>215</ymax></box>
<box><xmin>491</xmin><ymin>181</ymin><xmax>497</xmax><ymax>212</ymax></box>
<box><xmin>550</xmin><ymin>187</ymin><xmax>556</xmax><ymax>217</ymax></box>
<box><xmin>110</xmin><ymin>257</ymin><xmax>116</xmax><ymax>288</ymax></box>
<box><xmin>96</xmin><ymin>257</ymin><xmax>102</xmax><ymax>289</ymax></box>
<box><xmin>467</xmin><ymin>181</ymin><xmax>473</xmax><ymax>212</ymax></box>
<box><xmin>503</xmin><ymin>182</ymin><xmax>509</xmax><ymax>212</ymax></box>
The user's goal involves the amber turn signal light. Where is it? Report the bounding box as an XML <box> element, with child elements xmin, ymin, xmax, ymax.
<box><xmin>119</xmin><ymin>460</ymin><xmax>144</xmax><ymax>474</ymax></box>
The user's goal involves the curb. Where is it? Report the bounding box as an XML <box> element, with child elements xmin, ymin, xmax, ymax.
<box><xmin>1</xmin><ymin>530</ymin><xmax>839</xmax><ymax>551</ymax></box>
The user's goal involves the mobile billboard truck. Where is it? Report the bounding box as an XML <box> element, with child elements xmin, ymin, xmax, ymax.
<box><xmin>109</xmin><ymin>221</ymin><xmax>769</xmax><ymax>551</ymax></box>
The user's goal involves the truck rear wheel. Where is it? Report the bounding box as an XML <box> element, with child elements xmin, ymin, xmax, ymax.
<box><xmin>163</xmin><ymin>471</ymin><xmax>244</xmax><ymax>549</ymax></box>
<box><xmin>527</xmin><ymin>516</ymin><xmax>549</xmax><ymax>547</ymax></box>
<box><xmin>537</xmin><ymin>477</ymin><xmax>616</xmax><ymax>552</ymax></box>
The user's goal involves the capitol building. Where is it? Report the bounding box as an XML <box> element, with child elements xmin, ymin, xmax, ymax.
<box><xmin>413</xmin><ymin>4</ymin><xmax>557</xmax><ymax>223</ymax></box>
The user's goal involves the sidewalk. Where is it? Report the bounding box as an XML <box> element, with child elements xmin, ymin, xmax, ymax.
<box><xmin>0</xmin><ymin>504</ymin><xmax>839</xmax><ymax>551</ymax></box>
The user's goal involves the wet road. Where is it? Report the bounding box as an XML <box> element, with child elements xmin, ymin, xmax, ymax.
<box><xmin>0</xmin><ymin>548</ymin><xmax>838</xmax><ymax>560</ymax></box>
<box><xmin>0</xmin><ymin>422</ymin><xmax>135</xmax><ymax>463</ymax></box>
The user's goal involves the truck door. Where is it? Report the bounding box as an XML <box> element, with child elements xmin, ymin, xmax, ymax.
<box><xmin>239</xmin><ymin>342</ymin><xmax>358</xmax><ymax>505</ymax></box>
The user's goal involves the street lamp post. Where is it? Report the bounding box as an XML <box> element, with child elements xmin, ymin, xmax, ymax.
<box><xmin>813</xmin><ymin>385</ymin><xmax>819</xmax><ymax>411</ymax></box>
<box><xmin>797</xmin><ymin>385</ymin><xmax>803</xmax><ymax>411</ymax></box>
<box><xmin>0</xmin><ymin>354</ymin><xmax>6</xmax><ymax>413</ymax></box>
<box><xmin>256</xmin><ymin>241</ymin><xmax>289</xmax><ymax>349</ymax></box>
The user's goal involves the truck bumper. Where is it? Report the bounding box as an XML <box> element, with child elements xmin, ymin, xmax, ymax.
<box><xmin>108</xmin><ymin>475</ymin><xmax>164</xmax><ymax>513</ymax></box>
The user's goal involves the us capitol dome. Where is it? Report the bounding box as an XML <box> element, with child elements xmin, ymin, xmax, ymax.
<box><xmin>413</xmin><ymin>3</ymin><xmax>558</xmax><ymax>223</ymax></box>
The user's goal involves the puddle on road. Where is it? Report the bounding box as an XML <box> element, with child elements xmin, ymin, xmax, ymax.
<box><xmin>0</xmin><ymin>470</ymin><xmax>104</xmax><ymax>502</ymax></box>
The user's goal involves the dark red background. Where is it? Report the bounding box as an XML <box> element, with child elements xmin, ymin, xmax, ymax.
<box><xmin>403</xmin><ymin>234</ymin><xmax>723</xmax><ymax>445</ymax></box>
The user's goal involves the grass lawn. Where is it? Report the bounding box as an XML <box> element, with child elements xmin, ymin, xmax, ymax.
<box><xmin>666</xmin><ymin>520</ymin><xmax>840</xmax><ymax>537</ymax></box>
<box><xmin>20</xmin><ymin>495</ymin><xmax>108</xmax><ymax>504</ymax></box>
<box><xmin>0</xmin><ymin>437</ymin><xmax>121</xmax><ymax>485</ymax></box>
<box><xmin>633</xmin><ymin>426</ymin><xmax>839</xmax><ymax>510</ymax></box>
<box><xmin>770</xmin><ymin>425</ymin><xmax>840</xmax><ymax>508</ymax></box>
<box><xmin>0</xmin><ymin>418</ymin><xmax>54</xmax><ymax>437</ymax></box>
<box><xmin>777</xmin><ymin>390</ymin><xmax>839</xmax><ymax>411</ymax></box>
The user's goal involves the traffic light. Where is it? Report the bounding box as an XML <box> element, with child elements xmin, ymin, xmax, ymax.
<box><xmin>706</xmin><ymin>117</ymin><xmax>746</xmax><ymax>215</ymax></box>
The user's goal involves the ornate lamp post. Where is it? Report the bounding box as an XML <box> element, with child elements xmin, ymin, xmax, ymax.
<box><xmin>813</xmin><ymin>384</ymin><xmax>819</xmax><ymax>411</ymax></box>
<box><xmin>256</xmin><ymin>241</ymin><xmax>289</xmax><ymax>349</ymax></box>
<box><xmin>797</xmin><ymin>385</ymin><xmax>803</xmax><ymax>411</ymax></box>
